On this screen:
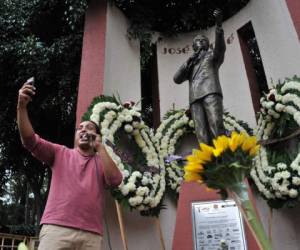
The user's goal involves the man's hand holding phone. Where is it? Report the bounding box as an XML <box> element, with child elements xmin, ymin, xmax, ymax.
<box><xmin>18</xmin><ymin>77</ymin><xmax>36</xmax><ymax>109</ymax></box>
<box><xmin>87</xmin><ymin>133</ymin><xmax>103</xmax><ymax>152</ymax></box>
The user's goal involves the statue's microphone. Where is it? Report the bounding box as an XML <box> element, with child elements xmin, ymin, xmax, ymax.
<box><xmin>189</xmin><ymin>49</ymin><xmax>202</xmax><ymax>65</ymax></box>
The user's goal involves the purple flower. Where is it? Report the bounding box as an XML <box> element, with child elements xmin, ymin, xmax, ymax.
<box><xmin>165</xmin><ymin>155</ymin><xmax>184</xmax><ymax>164</ymax></box>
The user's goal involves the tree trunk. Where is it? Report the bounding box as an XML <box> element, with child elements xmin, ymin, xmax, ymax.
<box><xmin>27</xmin><ymin>168</ymin><xmax>46</xmax><ymax>235</ymax></box>
<box><xmin>24</xmin><ymin>182</ymin><xmax>30</xmax><ymax>224</ymax></box>
<box><xmin>34</xmin><ymin>193</ymin><xmax>42</xmax><ymax>233</ymax></box>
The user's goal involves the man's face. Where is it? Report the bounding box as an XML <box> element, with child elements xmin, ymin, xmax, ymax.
<box><xmin>193</xmin><ymin>37</ymin><xmax>209</xmax><ymax>52</ymax></box>
<box><xmin>74</xmin><ymin>121</ymin><xmax>98</xmax><ymax>150</ymax></box>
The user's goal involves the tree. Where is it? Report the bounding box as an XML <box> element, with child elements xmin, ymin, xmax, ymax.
<box><xmin>0</xmin><ymin>0</ymin><xmax>87</xmax><ymax>231</ymax></box>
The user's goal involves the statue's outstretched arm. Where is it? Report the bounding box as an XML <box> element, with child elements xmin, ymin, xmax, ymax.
<box><xmin>213</xmin><ymin>9</ymin><xmax>226</xmax><ymax>65</ymax></box>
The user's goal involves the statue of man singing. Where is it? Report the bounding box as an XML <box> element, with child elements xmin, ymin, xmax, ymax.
<box><xmin>173</xmin><ymin>9</ymin><xmax>226</xmax><ymax>144</ymax></box>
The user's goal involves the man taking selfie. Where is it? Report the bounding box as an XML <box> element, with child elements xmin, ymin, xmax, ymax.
<box><xmin>17</xmin><ymin>79</ymin><xmax>123</xmax><ymax>250</ymax></box>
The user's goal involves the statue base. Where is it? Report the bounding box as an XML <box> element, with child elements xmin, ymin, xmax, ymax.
<box><xmin>172</xmin><ymin>181</ymin><xmax>261</xmax><ymax>250</ymax></box>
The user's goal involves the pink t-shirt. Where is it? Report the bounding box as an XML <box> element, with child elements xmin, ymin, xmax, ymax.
<box><xmin>23</xmin><ymin>134</ymin><xmax>122</xmax><ymax>235</ymax></box>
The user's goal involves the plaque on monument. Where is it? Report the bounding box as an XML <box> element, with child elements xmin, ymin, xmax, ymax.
<box><xmin>191</xmin><ymin>200</ymin><xmax>247</xmax><ymax>250</ymax></box>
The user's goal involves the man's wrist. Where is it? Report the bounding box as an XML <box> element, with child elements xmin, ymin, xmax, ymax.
<box><xmin>17</xmin><ymin>103</ymin><xmax>27</xmax><ymax>110</ymax></box>
<box><xmin>96</xmin><ymin>144</ymin><xmax>105</xmax><ymax>153</ymax></box>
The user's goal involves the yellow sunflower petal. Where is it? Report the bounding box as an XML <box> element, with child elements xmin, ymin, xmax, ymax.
<box><xmin>199</xmin><ymin>143</ymin><xmax>214</xmax><ymax>152</ymax></box>
<box><xmin>236</xmin><ymin>132</ymin><xmax>247</xmax><ymax>146</ymax></box>
<box><xmin>186</xmin><ymin>154</ymin><xmax>204</xmax><ymax>164</ymax></box>
<box><xmin>229</xmin><ymin>131</ymin><xmax>239</xmax><ymax>152</ymax></box>
<box><xmin>192</xmin><ymin>148</ymin><xmax>201</xmax><ymax>155</ymax></box>
<box><xmin>213</xmin><ymin>135</ymin><xmax>229</xmax><ymax>149</ymax></box>
<box><xmin>184</xmin><ymin>171</ymin><xmax>203</xmax><ymax>182</ymax></box>
<box><xmin>184</xmin><ymin>163</ymin><xmax>204</xmax><ymax>173</ymax></box>
<box><xmin>249</xmin><ymin>145</ymin><xmax>260</xmax><ymax>156</ymax></box>
<box><xmin>212</xmin><ymin>148</ymin><xmax>223</xmax><ymax>157</ymax></box>
<box><xmin>212</xmin><ymin>135</ymin><xmax>229</xmax><ymax>156</ymax></box>
<box><xmin>242</xmin><ymin>136</ymin><xmax>258</xmax><ymax>152</ymax></box>
<box><xmin>198</xmin><ymin>143</ymin><xmax>214</xmax><ymax>161</ymax></box>
<box><xmin>198</xmin><ymin>151</ymin><xmax>213</xmax><ymax>162</ymax></box>
<box><xmin>186</xmin><ymin>155</ymin><xmax>198</xmax><ymax>163</ymax></box>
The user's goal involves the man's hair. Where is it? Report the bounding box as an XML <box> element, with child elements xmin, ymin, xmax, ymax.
<box><xmin>89</xmin><ymin>120</ymin><xmax>101</xmax><ymax>134</ymax></box>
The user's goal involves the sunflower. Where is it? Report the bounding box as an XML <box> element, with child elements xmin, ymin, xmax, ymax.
<box><xmin>184</xmin><ymin>132</ymin><xmax>260</xmax><ymax>184</ymax></box>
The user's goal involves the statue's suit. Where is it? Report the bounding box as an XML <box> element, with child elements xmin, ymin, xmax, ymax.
<box><xmin>174</xmin><ymin>27</ymin><xmax>226</xmax><ymax>143</ymax></box>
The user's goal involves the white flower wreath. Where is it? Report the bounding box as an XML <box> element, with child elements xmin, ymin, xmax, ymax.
<box><xmin>155</xmin><ymin>109</ymin><xmax>252</xmax><ymax>197</ymax></box>
<box><xmin>251</xmin><ymin>77</ymin><xmax>300</xmax><ymax>208</ymax></box>
<box><xmin>154</xmin><ymin>110</ymin><xmax>192</xmax><ymax>196</ymax></box>
<box><xmin>83</xmin><ymin>96</ymin><xmax>252</xmax><ymax>208</ymax></box>
<box><xmin>83</xmin><ymin>97</ymin><xmax>165</xmax><ymax>214</ymax></box>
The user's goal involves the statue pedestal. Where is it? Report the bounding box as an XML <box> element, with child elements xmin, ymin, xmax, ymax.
<box><xmin>172</xmin><ymin>181</ymin><xmax>261</xmax><ymax>250</ymax></box>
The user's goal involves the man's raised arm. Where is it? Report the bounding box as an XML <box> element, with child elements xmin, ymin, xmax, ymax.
<box><xmin>17</xmin><ymin>81</ymin><xmax>36</xmax><ymax>145</ymax></box>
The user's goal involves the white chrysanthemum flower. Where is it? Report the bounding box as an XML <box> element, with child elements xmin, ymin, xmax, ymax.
<box><xmin>277</xmin><ymin>163</ymin><xmax>287</xmax><ymax>170</ymax></box>
<box><xmin>132</xmin><ymin>121</ymin><xmax>140</xmax><ymax>128</ymax></box>
<box><xmin>123</xmin><ymin>170</ymin><xmax>130</xmax><ymax>178</ymax></box>
<box><xmin>101</xmin><ymin>128</ymin><xmax>110</xmax><ymax>135</ymax></box>
<box><xmin>128</xmin><ymin>196</ymin><xmax>143</xmax><ymax>206</ymax></box>
<box><xmin>126</xmin><ymin>182</ymin><xmax>136</xmax><ymax>192</ymax></box>
<box><xmin>90</xmin><ymin>114</ymin><xmax>99</xmax><ymax>124</ymax></box>
<box><xmin>136</xmin><ymin>205</ymin><xmax>146</xmax><ymax>211</ymax></box>
<box><xmin>136</xmin><ymin>187</ymin><xmax>149</xmax><ymax>196</ymax></box>
<box><xmin>124</xmin><ymin>124</ymin><xmax>133</xmax><ymax>133</ymax></box>
<box><xmin>188</xmin><ymin>120</ymin><xmax>194</xmax><ymax>127</ymax></box>
<box><xmin>289</xmin><ymin>189</ymin><xmax>298</xmax><ymax>198</ymax></box>
<box><xmin>121</xmin><ymin>186</ymin><xmax>130</xmax><ymax>196</ymax></box>
<box><xmin>275</xmin><ymin>103</ymin><xmax>285</xmax><ymax>112</ymax></box>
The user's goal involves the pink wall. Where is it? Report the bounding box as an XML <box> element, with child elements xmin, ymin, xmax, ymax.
<box><xmin>286</xmin><ymin>0</ymin><xmax>300</xmax><ymax>40</ymax></box>
<box><xmin>76</xmin><ymin>1</ymin><xmax>107</xmax><ymax>126</ymax></box>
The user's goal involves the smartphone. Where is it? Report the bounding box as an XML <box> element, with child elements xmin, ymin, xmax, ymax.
<box><xmin>26</xmin><ymin>77</ymin><xmax>35</xmax><ymax>87</ymax></box>
<box><xmin>88</xmin><ymin>133</ymin><xmax>96</xmax><ymax>141</ymax></box>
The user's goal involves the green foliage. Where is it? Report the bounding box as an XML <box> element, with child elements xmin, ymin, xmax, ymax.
<box><xmin>8</xmin><ymin>225</ymin><xmax>36</xmax><ymax>236</ymax></box>
<box><xmin>112</xmin><ymin>0</ymin><xmax>250</xmax><ymax>69</ymax></box>
<box><xmin>0</xmin><ymin>0</ymin><xmax>86</xmax><ymax>227</ymax></box>
<box><xmin>165</xmin><ymin>186</ymin><xmax>179</xmax><ymax>202</ymax></box>
<box><xmin>113</xmin><ymin>0</ymin><xmax>250</xmax><ymax>36</ymax></box>
<box><xmin>140</xmin><ymin>201</ymin><xmax>166</xmax><ymax>217</ymax></box>
<box><xmin>203</xmin><ymin>148</ymin><xmax>253</xmax><ymax>199</ymax></box>
<box><xmin>271</xmin><ymin>113</ymin><xmax>298</xmax><ymax>138</ymax></box>
<box><xmin>163</xmin><ymin>109</ymin><xmax>185</xmax><ymax>120</ymax></box>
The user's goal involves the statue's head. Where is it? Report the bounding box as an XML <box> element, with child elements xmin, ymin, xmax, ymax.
<box><xmin>192</xmin><ymin>35</ymin><xmax>209</xmax><ymax>52</ymax></box>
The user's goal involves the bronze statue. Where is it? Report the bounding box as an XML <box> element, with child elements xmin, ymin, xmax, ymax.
<box><xmin>174</xmin><ymin>9</ymin><xmax>226</xmax><ymax>144</ymax></box>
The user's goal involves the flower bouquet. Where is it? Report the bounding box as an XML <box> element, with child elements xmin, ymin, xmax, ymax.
<box><xmin>184</xmin><ymin>132</ymin><xmax>272</xmax><ymax>250</ymax></box>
